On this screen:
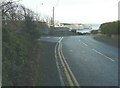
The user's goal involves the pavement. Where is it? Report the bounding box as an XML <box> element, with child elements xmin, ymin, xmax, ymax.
<box><xmin>36</xmin><ymin>40</ymin><xmax>61</xmax><ymax>86</ymax></box>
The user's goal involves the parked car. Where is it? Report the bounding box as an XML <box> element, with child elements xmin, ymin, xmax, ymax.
<box><xmin>76</xmin><ymin>29</ymin><xmax>91</xmax><ymax>35</ymax></box>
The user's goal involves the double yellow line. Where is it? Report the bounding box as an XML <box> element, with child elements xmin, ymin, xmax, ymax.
<box><xmin>56</xmin><ymin>37</ymin><xmax>80</xmax><ymax>87</ymax></box>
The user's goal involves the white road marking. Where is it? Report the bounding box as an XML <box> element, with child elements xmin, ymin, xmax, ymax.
<box><xmin>55</xmin><ymin>43</ymin><xmax>65</xmax><ymax>86</ymax></box>
<box><xmin>69</xmin><ymin>50</ymin><xmax>73</xmax><ymax>52</ymax></box>
<box><xmin>47</xmin><ymin>37</ymin><xmax>50</xmax><ymax>38</ymax></box>
<box><xmin>92</xmin><ymin>49</ymin><xmax>115</xmax><ymax>62</ymax></box>
<box><xmin>59</xmin><ymin>37</ymin><xmax>63</xmax><ymax>43</ymax></box>
<box><xmin>81</xmin><ymin>42</ymin><xmax>88</xmax><ymax>46</ymax></box>
<box><xmin>78</xmin><ymin>39</ymin><xmax>88</xmax><ymax>46</ymax></box>
<box><xmin>59</xmin><ymin>37</ymin><xmax>61</xmax><ymax>39</ymax></box>
<box><xmin>82</xmin><ymin>51</ymin><xmax>86</xmax><ymax>53</ymax></box>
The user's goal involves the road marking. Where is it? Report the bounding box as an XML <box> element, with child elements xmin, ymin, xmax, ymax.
<box><xmin>46</xmin><ymin>37</ymin><xmax>50</xmax><ymax>38</ymax></box>
<box><xmin>58</xmin><ymin>37</ymin><xmax>63</xmax><ymax>43</ymax></box>
<box><xmin>55</xmin><ymin>43</ymin><xmax>65</xmax><ymax>86</ymax></box>
<box><xmin>92</xmin><ymin>49</ymin><xmax>115</xmax><ymax>62</ymax></box>
<box><xmin>59</xmin><ymin>43</ymin><xmax>80</xmax><ymax>86</ymax></box>
<box><xmin>58</xmin><ymin>43</ymin><xmax>74</xmax><ymax>86</ymax></box>
<box><xmin>69</xmin><ymin>50</ymin><xmax>73</xmax><ymax>52</ymax></box>
<box><xmin>81</xmin><ymin>42</ymin><xmax>88</xmax><ymax>46</ymax></box>
<box><xmin>78</xmin><ymin>39</ymin><xmax>88</xmax><ymax>46</ymax></box>
<box><xmin>56</xmin><ymin>37</ymin><xmax>80</xmax><ymax>87</ymax></box>
<box><xmin>59</xmin><ymin>37</ymin><xmax>61</xmax><ymax>39</ymax></box>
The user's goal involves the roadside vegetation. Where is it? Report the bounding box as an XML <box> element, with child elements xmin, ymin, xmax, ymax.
<box><xmin>91</xmin><ymin>21</ymin><xmax>119</xmax><ymax>35</ymax></box>
<box><xmin>1</xmin><ymin>0</ymin><xmax>51</xmax><ymax>86</ymax></box>
<box><xmin>91</xmin><ymin>30</ymin><xmax>99</xmax><ymax>34</ymax></box>
<box><xmin>99</xmin><ymin>21</ymin><xmax>119</xmax><ymax>36</ymax></box>
<box><xmin>93</xmin><ymin>21</ymin><xmax>119</xmax><ymax>47</ymax></box>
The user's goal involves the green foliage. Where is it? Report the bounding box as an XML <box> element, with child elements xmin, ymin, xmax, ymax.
<box><xmin>2</xmin><ymin>18</ymin><xmax>43</xmax><ymax>86</ymax></box>
<box><xmin>23</xmin><ymin>15</ymin><xmax>41</xmax><ymax>40</ymax></box>
<box><xmin>100</xmin><ymin>21</ymin><xmax>119</xmax><ymax>36</ymax></box>
<box><xmin>91</xmin><ymin>30</ymin><xmax>98</xmax><ymax>34</ymax></box>
<box><xmin>118</xmin><ymin>21</ymin><xmax>120</xmax><ymax>34</ymax></box>
<box><xmin>2</xmin><ymin>25</ymin><xmax>30</xmax><ymax>86</ymax></box>
<box><xmin>2</xmin><ymin>0</ymin><xmax>50</xmax><ymax>86</ymax></box>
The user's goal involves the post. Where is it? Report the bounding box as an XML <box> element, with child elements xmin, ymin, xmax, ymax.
<box><xmin>53</xmin><ymin>6</ymin><xmax>54</xmax><ymax>29</ymax></box>
<box><xmin>0</xmin><ymin>9</ymin><xmax>2</xmax><ymax>87</ymax></box>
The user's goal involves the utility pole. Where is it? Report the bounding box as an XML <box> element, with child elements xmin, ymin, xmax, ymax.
<box><xmin>53</xmin><ymin>6</ymin><xmax>54</xmax><ymax>29</ymax></box>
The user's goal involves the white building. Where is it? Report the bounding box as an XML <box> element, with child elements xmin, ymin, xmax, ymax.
<box><xmin>60</xmin><ymin>23</ymin><xmax>91</xmax><ymax>30</ymax></box>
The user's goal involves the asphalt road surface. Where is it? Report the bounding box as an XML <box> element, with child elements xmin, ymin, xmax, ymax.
<box><xmin>39</xmin><ymin>35</ymin><xmax>118</xmax><ymax>86</ymax></box>
<box><xmin>61</xmin><ymin>35</ymin><xmax>118</xmax><ymax>86</ymax></box>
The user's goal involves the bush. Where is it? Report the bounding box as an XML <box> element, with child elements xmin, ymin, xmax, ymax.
<box><xmin>91</xmin><ymin>30</ymin><xmax>98</xmax><ymax>34</ymax></box>
<box><xmin>2</xmin><ymin>0</ymin><xmax>50</xmax><ymax>86</ymax></box>
<box><xmin>23</xmin><ymin>15</ymin><xmax>41</xmax><ymax>40</ymax></box>
<box><xmin>100</xmin><ymin>21</ymin><xmax>119</xmax><ymax>36</ymax></box>
<box><xmin>2</xmin><ymin>25</ymin><xmax>33</xmax><ymax>86</ymax></box>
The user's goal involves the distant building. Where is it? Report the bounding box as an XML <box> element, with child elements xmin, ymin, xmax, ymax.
<box><xmin>59</xmin><ymin>23</ymin><xmax>91</xmax><ymax>30</ymax></box>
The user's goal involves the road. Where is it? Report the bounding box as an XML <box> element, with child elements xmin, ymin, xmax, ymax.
<box><xmin>39</xmin><ymin>35</ymin><xmax>118</xmax><ymax>86</ymax></box>
<box><xmin>61</xmin><ymin>35</ymin><xmax>118</xmax><ymax>86</ymax></box>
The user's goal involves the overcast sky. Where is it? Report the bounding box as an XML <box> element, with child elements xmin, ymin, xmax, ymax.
<box><xmin>18</xmin><ymin>0</ymin><xmax>119</xmax><ymax>24</ymax></box>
